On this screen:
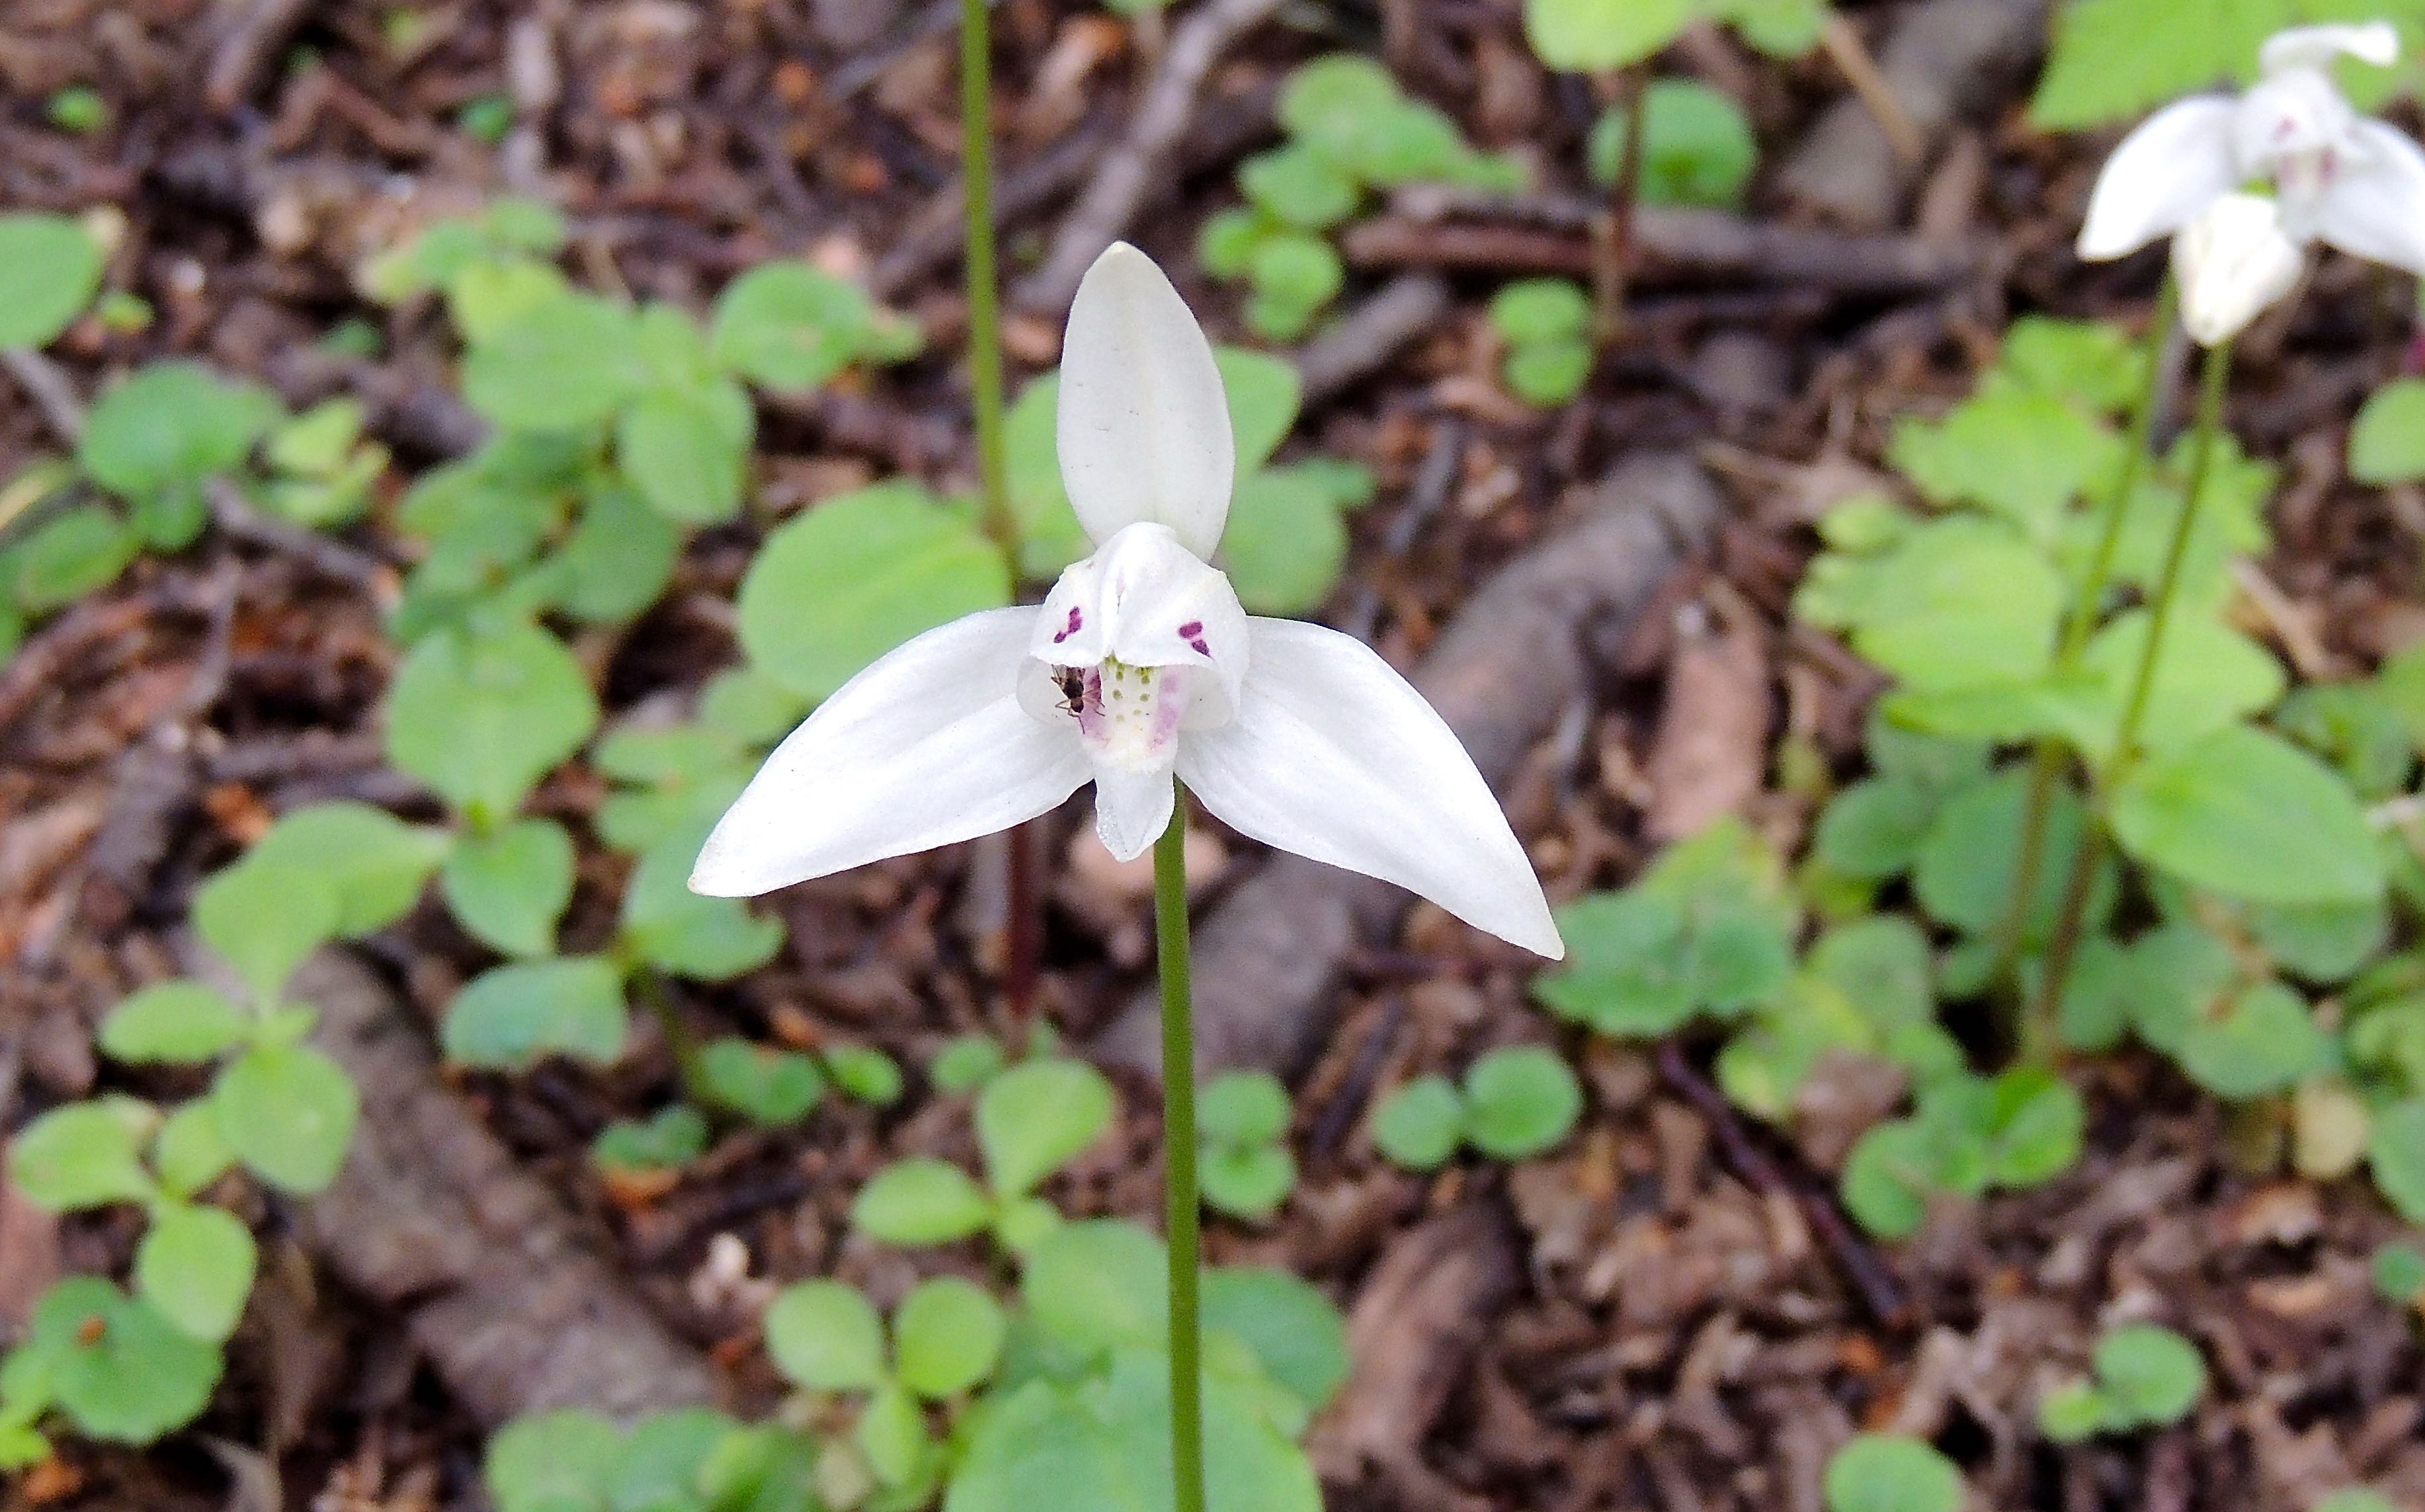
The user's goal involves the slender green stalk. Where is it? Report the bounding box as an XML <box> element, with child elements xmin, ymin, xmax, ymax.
<box><xmin>1592</xmin><ymin>69</ymin><xmax>1647</xmax><ymax>345</ymax></box>
<box><xmin>1992</xmin><ymin>270</ymin><xmax>2179</xmax><ymax>1005</ymax></box>
<box><xmin>636</xmin><ymin>966</ymin><xmax>716</xmax><ymax>1108</ymax></box>
<box><xmin>960</xmin><ymin>0</ymin><xmax>1010</xmax><ymax>548</ymax></box>
<box><xmin>2033</xmin><ymin>338</ymin><xmax>2235</xmax><ymax>1033</ymax></box>
<box><xmin>1153</xmin><ymin>787</ymin><xmax>1206</xmax><ymax>1512</ymax></box>
<box><xmin>958</xmin><ymin>0</ymin><xmax>1042</xmax><ymax>1025</ymax></box>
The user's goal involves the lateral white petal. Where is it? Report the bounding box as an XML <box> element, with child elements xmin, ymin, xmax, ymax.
<box><xmin>1175</xmin><ymin>619</ymin><xmax>1564</xmax><ymax>959</ymax></box>
<box><xmin>2076</xmin><ymin>97</ymin><xmax>2239</xmax><ymax>261</ymax></box>
<box><xmin>2310</xmin><ymin>119</ymin><xmax>2425</xmax><ymax>278</ymax></box>
<box><xmin>1057</xmin><ymin>243</ymin><xmax>1235</xmax><ymax>557</ymax></box>
<box><xmin>1091</xmin><ymin>765</ymin><xmax>1176</xmax><ymax>863</ymax></box>
<box><xmin>2260</xmin><ymin>21</ymin><xmax>2398</xmax><ymax>74</ymax></box>
<box><xmin>690</xmin><ymin>609</ymin><xmax>1090</xmax><ymax>895</ymax></box>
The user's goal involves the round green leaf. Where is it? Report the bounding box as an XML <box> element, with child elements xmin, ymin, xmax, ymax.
<box><xmin>2176</xmin><ymin>982</ymin><xmax>2331</xmax><ymax>1099</ymax></box>
<box><xmin>442</xmin><ymin>817</ymin><xmax>576</xmax><ymax>959</ymax></box>
<box><xmin>79</xmin><ymin>362</ymin><xmax>280</xmax><ymax>498</ymax></box>
<box><xmin>555</xmin><ymin>480</ymin><xmax>682</xmax><ymax>622</ymax></box>
<box><xmin>764</xmin><ymin>1279</ymin><xmax>886</xmax><ymax>1392</ymax></box>
<box><xmin>441</xmin><ymin>956</ymin><xmax>628</xmax><ymax>1070</ymax></box>
<box><xmin>606</xmin><ymin>1407</ymin><xmax>738</xmax><ymax>1512</ymax></box>
<box><xmin>487</xmin><ymin>1408</ymin><xmax>622</xmax><ymax>1512</ymax></box>
<box><xmin>192</xmin><ymin>856</ymin><xmax>341</xmax><ymax>1009</ymax></box>
<box><xmin>1200</xmin><ymin>1266</ymin><xmax>1351</xmax><ymax>1415</ymax></box>
<box><xmin>975</xmin><ymin>1058</ymin><xmax>1114</xmax><ymax>1199</ymax></box>
<box><xmin>244</xmin><ymin>802</ymin><xmax>450</xmax><ymax>935</ymax></box>
<box><xmin>9</xmin><ymin>1099</ymin><xmax>155</xmax><ymax>1212</ymax></box>
<box><xmin>616</xmin><ymin>379</ymin><xmax>753</xmax><ymax>524</ymax></box>
<box><xmin>135</xmin><ymin>1204</ymin><xmax>257</xmax><ymax>1343</ymax></box>
<box><xmin>698</xmin><ymin>1038</ymin><xmax>825</xmax><ymax>1126</ymax></box>
<box><xmin>2369</xmin><ymin>1099</ymin><xmax>2425</xmax><ymax>1222</ymax></box>
<box><xmin>1198</xmin><ymin>1071</ymin><xmax>1291</xmax><ymax>1149</ymax></box>
<box><xmin>1840</xmin><ymin>1121</ymin><xmax>1936</xmax><ymax>1240</ymax></box>
<box><xmin>1503</xmin><ymin>337</ymin><xmax>1594</xmax><ymax>407</ymax></box>
<box><xmin>2093</xmin><ymin>1324</ymin><xmax>2206</xmax><ymax>1428</ymax></box>
<box><xmin>30</xmin><ymin>1278</ymin><xmax>222</xmax><ymax>1445</ymax></box>
<box><xmin>893</xmin><ymin>1277</ymin><xmax>1006</xmax><ymax>1399</ymax></box>
<box><xmin>1371</xmin><ymin>1075</ymin><xmax>1465</xmax><ymax>1172</ymax></box>
<box><xmin>618</xmin><ymin>819</ymin><xmax>782</xmax><ymax>980</ymax></box>
<box><xmin>0</xmin><ymin>214</ymin><xmax>103</xmax><ymax>350</ymax></box>
<box><xmin>1489</xmin><ymin>280</ymin><xmax>1591</xmax><ymax>346</ymax></box>
<box><xmin>1239</xmin><ymin>146</ymin><xmax>1360</xmax><ymax>232</ymax></box>
<box><xmin>591</xmin><ymin>1105</ymin><xmax>710</xmax><ymax>1175</ymax></box>
<box><xmin>1524</xmin><ymin>0</ymin><xmax>1694</xmax><ymax>71</ymax></box>
<box><xmin>1461</xmin><ymin>1045</ymin><xmax>1583</xmax><ymax>1160</ymax></box>
<box><xmin>8</xmin><ymin>506</ymin><xmax>140</xmax><ymax>611</ymax></box>
<box><xmin>2354</xmin><ymin>379</ymin><xmax>2425</xmax><ymax>484</ymax></box>
<box><xmin>1200</xmin><ymin>1145</ymin><xmax>1297</xmax><ymax>1221</ymax></box>
<box><xmin>2111</xmin><ymin>725</ymin><xmax>2386</xmax><ymax>907</ymax></box>
<box><xmin>2037</xmin><ymin>1380</ymin><xmax>2111</xmax><ymax>1443</ymax></box>
<box><xmin>710</xmin><ymin>262</ymin><xmax>889</xmax><ymax>391</ymax></box>
<box><xmin>151</xmin><ymin>1101</ymin><xmax>236</xmax><ymax>1200</ymax></box>
<box><xmin>214</xmin><ymin>1043</ymin><xmax>358</xmax><ymax>1194</ymax></box>
<box><xmin>1220</xmin><ymin>467</ymin><xmax>1348</xmax><ymax>614</ymax></box>
<box><xmin>852</xmin><ymin>1158</ymin><xmax>993</xmax><ymax>1246</ymax></box>
<box><xmin>856</xmin><ymin>1382</ymin><xmax>932</xmax><ymax>1488</ymax></box>
<box><xmin>1822</xmin><ymin>1433</ymin><xmax>1963</xmax><ymax>1512</ymax></box>
<box><xmin>100</xmin><ymin>982</ymin><xmax>247</xmax><ymax>1064</ymax></box>
<box><xmin>1215</xmin><ymin>348</ymin><xmax>1303</xmax><ymax>474</ymax></box>
<box><xmin>1018</xmin><ymin>1220</ymin><xmax>1167</xmax><ymax>1355</ymax></box>
<box><xmin>736</xmin><ymin>481</ymin><xmax>1011</xmax><ymax>702</ymax></box>
<box><xmin>1915</xmin><ymin>769</ymin><xmax>2110</xmax><ymax>943</ymax></box>
<box><xmin>824</xmin><ymin>1044</ymin><xmax>905</xmax><ymax>1107</ymax></box>
<box><xmin>1589</xmin><ymin>79</ymin><xmax>1760</xmax><ymax>206</ymax></box>
<box><xmin>2369</xmin><ymin>1242</ymin><xmax>2425</xmax><ymax>1304</ymax></box>
<box><xmin>386</xmin><ymin>618</ymin><xmax>600</xmax><ymax>823</ymax></box>
<box><xmin>930</xmin><ymin>1033</ymin><xmax>1007</xmax><ymax>1094</ymax></box>
<box><xmin>462</xmin><ymin>292</ymin><xmax>649</xmax><ymax>432</ymax></box>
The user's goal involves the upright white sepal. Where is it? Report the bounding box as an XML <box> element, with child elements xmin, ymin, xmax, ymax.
<box><xmin>2260</xmin><ymin>20</ymin><xmax>2399</xmax><ymax>73</ymax></box>
<box><xmin>1057</xmin><ymin>243</ymin><xmax>1236</xmax><ymax>559</ymax></box>
<box><xmin>2173</xmin><ymin>192</ymin><xmax>2306</xmax><ymax>346</ymax></box>
<box><xmin>1176</xmin><ymin>619</ymin><xmax>1566</xmax><ymax>960</ymax></box>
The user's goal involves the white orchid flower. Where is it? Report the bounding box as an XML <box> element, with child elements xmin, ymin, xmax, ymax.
<box><xmin>2173</xmin><ymin>192</ymin><xmax>2309</xmax><ymax>345</ymax></box>
<box><xmin>2076</xmin><ymin>21</ymin><xmax>2425</xmax><ymax>277</ymax></box>
<box><xmin>690</xmin><ymin>243</ymin><xmax>1563</xmax><ymax>960</ymax></box>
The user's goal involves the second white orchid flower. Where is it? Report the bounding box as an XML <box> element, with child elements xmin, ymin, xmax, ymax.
<box><xmin>2076</xmin><ymin>22</ymin><xmax>2425</xmax><ymax>271</ymax></box>
<box><xmin>691</xmin><ymin>243</ymin><xmax>1563</xmax><ymax>961</ymax></box>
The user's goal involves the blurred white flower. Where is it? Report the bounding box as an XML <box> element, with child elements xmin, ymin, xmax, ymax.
<box><xmin>691</xmin><ymin>243</ymin><xmax>1562</xmax><ymax>959</ymax></box>
<box><xmin>2078</xmin><ymin>21</ymin><xmax>2425</xmax><ymax>278</ymax></box>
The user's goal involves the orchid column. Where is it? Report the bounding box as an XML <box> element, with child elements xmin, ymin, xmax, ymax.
<box><xmin>693</xmin><ymin>244</ymin><xmax>1563</xmax><ymax>1509</ymax></box>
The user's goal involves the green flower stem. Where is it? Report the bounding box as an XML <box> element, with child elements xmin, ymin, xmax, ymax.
<box><xmin>958</xmin><ymin>0</ymin><xmax>1042</xmax><ymax>1025</ymax></box>
<box><xmin>1153</xmin><ymin>785</ymin><xmax>1206</xmax><ymax>1512</ymax></box>
<box><xmin>635</xmin><ymin>965</ymin><xmax>716</xmax><ymax>1109</ymax></box>
<box><xmin>1994</xmin><ymin>270</ymin><xmax>2178</xmax><ymax>1011</ymax></box>
<box><xmin>960</xmin><ymin>0</ymin><xmax>1010</xmax><ymax>550</ymax></box>
<box><xmin>2032</xmin><ymin>337</ymin><xmax>2235</xmax><ymax>1035</ymax></box>
<box><xmin>1592</xmin><ymin>69</ymin><xmax>1647</xmax><ymax>345</ymax></box>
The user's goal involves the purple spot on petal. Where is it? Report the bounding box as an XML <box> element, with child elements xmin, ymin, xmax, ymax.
<box><xmin>1188</xmin><ymin>638</ymin><xmax>1210</xmax><ymax>657</ymax></box>
<box><xmin>1177</xmin><ymin>620</ymin><xmax>1203</xmax><ymax>637</ymax></box>
<box><xmin>1051</xmin><ymin>606</ymin><xmax>1084</xmax><ymax>645</ymax></box>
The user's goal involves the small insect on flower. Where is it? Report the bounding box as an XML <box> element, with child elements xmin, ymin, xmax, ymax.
<box><xmin>1053</xmin><ymin>666</ymin><xmax>1087</xmax><ymax>716</ymax></box>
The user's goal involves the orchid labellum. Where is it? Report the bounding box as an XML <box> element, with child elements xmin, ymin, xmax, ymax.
<box><xmin>691</xmin><ymin>243</ymin><xmax>1563</xmax><ymax>961</ymax></box>
<box><xmin>2077</xmin><ymin>22</ymin><xmax>2425</xmax><ymax>284</ymax></box>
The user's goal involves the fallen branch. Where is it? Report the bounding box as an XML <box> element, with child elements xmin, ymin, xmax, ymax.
<box><xmin>1292</xmin><ymin>274</ymin><xmax>1452</xmax><ymax>409</ymax></box>
<box><xmin>1013</xmin><ymin>0</ymin><xmax>1286</xmax><ymax>313</ymax></box>
<box><xmin>1778</xmin><ymin>0</ymin><xmax>2051</xmax><ymax>227</ymax></box>
<box><xmin>1090</xmin><ymin>453</ymin><xmax>1723</xmax><ymax>1076</ymax></box>
<box><xmin>1350</xmin><ymin>188</ymin><xmax>1984</xmax><ymax>295</ymax></box>
<box><xmin>1655</xmin><ymin>1041</ymin><xmax>1909</xmax><ymax>1328</ymax></box>
<box><xmin>272</xmin><ymin>949</ymin><xmax>721</xmax><ymax>1425</ymax></box>
<box><xmin>205</xmin><ymin>0</ymin><xmax>317</xmax><ymax>114</ymax></box>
